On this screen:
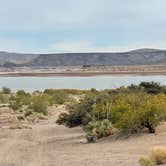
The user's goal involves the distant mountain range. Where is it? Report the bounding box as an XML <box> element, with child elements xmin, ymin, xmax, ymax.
<box><xmin>0</xmin><ymin>49</ymin><xmax>166</xmax><ymax>67</ymax></box>
<box><xmin>0</xmin><ymin>51</ymin><xmax>38</xmax><ymax>66</ymax></box>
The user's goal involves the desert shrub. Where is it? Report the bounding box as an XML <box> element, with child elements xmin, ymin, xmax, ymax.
<box><xmin>90</xmin><ymin>88</ymin><xmax>98</xmax><ymax>93</ymax></box>
<box><xmin>139</xmin><ymin>94</ymin><xmax>166</xmax><ymax>133</ymax></box>
<box><xmin>151</xmin><ymin>147</ymin><xmax>166</xmax><ymax>165</ymax></box>
<box><xmin>2</xmin><ymin>87</ymin><xmax>11</xmax><ymax>94</ymax></box>
<box><xmin>43</xmin><ymin>89</ymin><xmax>56</xmax><ymax>95</ymax></box>
<box><xmin>53</xmin><ymin>91</ymin><xmax>69</xmax><ymax>104</ymax></box>
<box><xmin>56</xmin><ymin>91</ymin><xmax>106</xmax><ymax>127</ymax></box>
<box><xmin>57</xmin><ymin>83</ymin><xmax>166</xmax><ymax>141</ymax></box>
<box><xmin>56</xmin><ymin>113</ymin><xmax>69</xmax><ymax>125</ymax></box>
<box><xmin>65</xmin><ymin>109</ymin><xmax>91</xmax><ymax>127</ymax></box>
<box><xmin>139</xmin><ymin>82</ymin><xmax>162</xmax><ymax>94</ymax></box>
<box><xmin>114</xmin><ymin>107</ymin><xmax>142</xmax><ymax>133</ymax></box>
<box><xmin>16</xmin><ymin>90</ymin><xmax>32</xmax><ymax>105</ymax></box>
<box><xmin>111</xmin><ymin>93</ymin><xmax>166</xmax><ymax>133</ymax></box>
<box><xmin>44</xmin><ymin>89</ymin><xmax>69</xmax><ymax>104</ymax></box>
<box><xmin>9</xmin><ymin>91</ymin><xmax>32</xmax><ymax>111</ymax></box>
<box><xmin>56</xmin><ymin>99</ymin><xmax>93</xmax><ymax>127</ymax></box>
<box><xmin>16</xmin><ymin>90</ymin><xmax>27</xmax><ymax>96</ymax></box>
<box><xmin>139</xmin><ymin>147</ymin><xmax>166</xmax><ymax>166</ymax></box>
<box><xmin>24</xmin><ymin>109</ymin><xmax>47</xmax><ymax>122</ymax></box>
<box><xmin>29</xmin><ymin>95</ymin><xmax>49</xmax><ymax>115</ymax></box>
<box><xmin>110</xmin><ymin>93</ymin><xmax>145</xmax><ymax>133</ymax></box>
<box><xmin>0</xmin><ymin>92</ymin><xmax>8</xmax><ymax>104</ymax></box>
<box><xmin>84</xmin><ymin>119</ymin><xmax>114</xmax><ymax>139</ymax></box>
<box><xmin>128</xmin><ymin>84</ymin><xmax>140</xmax><ymax>91</ymax></box>
<box><xmin>57</xmin><ymin>90</ymin><xmax>166</xmax><ymax>134</ymax></box>
<box><xmin>128</xmin><ymin>82</ymin><xmax>166</xmax><ymax>94</ymax></box>
<box><xmin>9</xmin><ymin>95</ymin><xmax>23</xmax><ymax>111</ymax></box>
<box><xmin>17</xmin><ymin>115</ymin><xmax>25</xmax><ymax>121</ymax></box>
<box><xmin>139</xmin><ymin>157</ymin><xmax>155</xmax><ymax>166</ymax></box>
<box><xmin>92</xmin><ymin>101</ymin><xmax>112</xmax><ymax>121</ymax></box>
<box><xmin>24</xmin><ymin>110</ymin><xmax>33</xmax><ymax>117</ymax></box>
<box><xmin>9</xmin><ymin>124</ymin><xmax>32</xmax><ymax>129</ymax></box>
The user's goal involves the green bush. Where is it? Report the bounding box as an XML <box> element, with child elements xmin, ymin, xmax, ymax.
<box><xmin>56</xmin><ymin>113</ymin><xmax>69</xmax><ymax>125</ymax></box>
<box><xmin>66</xmin><ymin>109</ymin><xmax>91</xmax><ymax>127</ymax></box>
<box><xmin>53</xmin><ymin>91</ymin><xmax>69</xmax><ymax>104</ymax></box>
<box><xmin>2</xmin><ymin>87</ymin><xmax>11</xmax><ymax>94</ymax></box>
<box><xmin>16</xmin><ymin>90</ymin><xmax>31</xmax><ymax>105</ymax></box>
<box><xmin>56</xmin><ymin>82</ymin><xmax>166</xmax><ymax>141</ymax></box>
<box><xmin>16</xmin><ymin>90</ymin><xmax>27</xmax><ymax>96</ymax></box>
<box><xmin>29</xmin><ymin>95</ymin><xmax>49</xmax><ymax>115</ymax></box>
<box><xmin>0</xmin><ymin>93</ymin><xmax>8</xmax><ymax>104</ymax></box>
<box><xmin>44</xmin><ymin>89</ymin><xmax>69</xmax><ymax>104</ymax></box>
<box><xmin>56</xmin><ymin>100</ymin><xmax>92</xmax><ymax>127</ymax></box>
<box><xmin>111</xmin><ymin>93</ymin><xmax>166</xmax><ymax>133</ymax></box>
<box><xmin>9</xmin><ymin>95</ymin><xmax>23</xmax><ymax>111</ymax></box>
<box><xmin>9</xmin><ymin>91</ymin><xmax>32</xmax><ymax>110</ymax></box>
<box><xmin>56</xmin><ymin>93</ymin><xmax>96</xmax><ymax>127</ymax></box>
<box><xmin>139</xmin><ymin>157</ymin><xmax>155</xmax><ymax>166</ymax></box>
<box><xmin>139</xmin><ymin>82</ymin><xmax>162</xmax><ymax>94</ymax></box>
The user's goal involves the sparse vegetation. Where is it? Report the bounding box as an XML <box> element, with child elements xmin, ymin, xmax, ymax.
<box><xmin>57</xmin><ymin>82</ymin><xmax>166</xmax><ymax>142</ymax></box>
<box><xmin>0</xmin><ymin>82</ymin><xmax>166</xmax><ymax>142</ymax></box>
<box><xmin>0</xmin><ymin>82</ymin><xmax>166</xmax><ymax>166</ymax></box>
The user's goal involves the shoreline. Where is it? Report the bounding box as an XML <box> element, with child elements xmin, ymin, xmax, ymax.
<box><xmin>0</xmin><ymin>71</ymin><xmax>166</xmax><ymax>77</ymax></box>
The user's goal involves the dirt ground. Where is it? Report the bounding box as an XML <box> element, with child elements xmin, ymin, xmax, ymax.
<box><xmin>0</xmin><ymin>105</ymin><xmax>166</xmax><ymax>166</ymax></box>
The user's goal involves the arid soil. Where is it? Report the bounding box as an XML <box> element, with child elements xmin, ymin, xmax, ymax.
<box><xmin>0</xmin><ymin>105</ymin><xmax>166</xmax><ymax>166</ymax></box>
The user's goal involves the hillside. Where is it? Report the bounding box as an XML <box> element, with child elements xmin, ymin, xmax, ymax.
<box><xmin>0</xmin><ymin>51</ymin><xmax>38</xmax><ymax>66</ymax></box>
<box><xmin>0</xmin><ymin>48</ymin><xmax>166</xmax><ymax>67</ymax></box>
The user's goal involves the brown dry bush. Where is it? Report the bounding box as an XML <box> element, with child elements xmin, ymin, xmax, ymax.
<box><xmin>151</xmin><ymin>147</ymin><xmax>166</xmax><ymax>165</ymax></box>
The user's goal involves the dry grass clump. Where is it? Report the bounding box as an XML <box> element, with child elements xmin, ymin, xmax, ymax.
<box><xmin>139</xmin><ymin>146</ymin><xmax>166</xmax><ymax>166</ymax></box>
<box><xmin>151</xmin><ymin>146</ymin><xmax>166</xmax><ymax>165</ymax></box>
<box><xmin>9</xmin><ymin>124</ymin><xmax>32</xmax><ymax>129</ymax></box>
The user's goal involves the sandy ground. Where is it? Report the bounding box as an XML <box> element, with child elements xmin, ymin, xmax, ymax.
<box><xmin>0</xmin><ymin>106</ymin><xmax>166</xmax><ymax>166</ymax></box>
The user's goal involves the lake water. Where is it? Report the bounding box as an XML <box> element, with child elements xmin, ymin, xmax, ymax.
<box><xmin>0</xmin><ymin>76</ymin><xmax>166</xmax><ymax>92</ymax></box>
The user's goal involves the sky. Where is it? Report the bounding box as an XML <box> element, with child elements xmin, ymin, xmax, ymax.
<box><xmin>0</xmin><ymin>0</ymin><xmax>166</xmax><ymax>53</ymax></box>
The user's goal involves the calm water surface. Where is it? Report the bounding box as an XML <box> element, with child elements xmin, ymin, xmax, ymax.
<box><xmin>0</xmin><ymin>76</ymin><xmax>166</xmax><ymax>92</ymax></box>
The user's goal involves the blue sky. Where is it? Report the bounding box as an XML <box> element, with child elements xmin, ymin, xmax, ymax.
<box><xmin>0</xmin><ymin>0</ymin><xmax>166</xmax><ymax>53</ymax></box>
